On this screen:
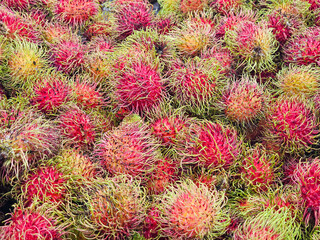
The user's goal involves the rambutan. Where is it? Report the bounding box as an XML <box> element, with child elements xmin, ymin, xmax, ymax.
<box><xmin>146</xmin><ymin>156</ymin><xmax>179</xmax><ymax>195</ymax></box>
<box><xmin>71</xmin><ymin>77</ymin><xmax>104</xmax><ymax>110</ymax></box>
<box><xmin>29</xmin><ymin>77</ymin><xmax>71</xmax><ymax>114</ymax></box>
<box><xmin>79</xmin><ymin>176</ymin><xmax>147</xmax><ymax>239</ymax></box>
<box><xmin>261</xmin><ymin>97</ymin><xmax>319</xmax><ymax>154</ymax></box>
<box><xmin>152</xmin><ymin>15</ymin><xmax>177</xmax><ymax>35</ymax></box>
<box><xmin>87</xmin><ymin>36</ymin><xmax>114</xmax><ymax>53</ymax></box>
<box><xmin>0</xmin><ymin>7</ymin><xmax>40</xmax><ymax>42</ymax></box>
<box><xmin>168</xmin><ymin>58</ymin><xmax>218</xmax><ymax>116</ymax></box>
<box><xmin>225</xmin><ymin>21</ymin><xmax>278</xmax><ymax>72</ymax></box>
<box><xmin>180</xmin><ymin>0</ymin><xmax>208</xmax><ymax>13</ymax></box>
<box><xmin>50</xmin><ymin>37</ymin><xmax>87</xmax><ymax>75</ymax></box>
<box><xmin>2</xmin><ymin>0</ymin><xmax>33</xmax><ymax>11</ymax></box>
<box><xmin>114</xmin><ymin>59</ymin><xmax>164</xmax><ymax>113</ymax></box>
<box><xmin>0</xmin><ymin>110</ymin><xmax>60</xmax><ymax>181</ymax></box>
<box><xmin>1</xmin><ymin>206</ymin><xmax>64</xmax><ymax>240</ymax></box>
<box><xmin>283</xmin><ymin>27</ymin><xmax>320</xmax><ymax>66</ymax></box>
<box><xmin>93</xmin><ymin>120</ymin><xmax>159</xmax><ymax>179</ymax></box>
<box><xmin>7</xmin><ymin>39</ymin><xmax>49</xmax><ymax>89</ymax></box>
<box><xmin>190</xmin><ymin>121</ymin><xmax>242</xmax><ymax>170</ymax></box>
<box><xmin>58</xmin><ymin>107</ymin><xmax>96</xmax><ymax>150</ymax></box>
<box><xmin>239</xmin><ymin>145</ymin><xmax>278</xmax><ymax>192</ymax></box>
<box><xmin>20</xmin><ymin>166</ymin><xmax>67</xmax><ymax>206</ymax></box>
<box><xmin>294</xmin><ymin>158</ymin><xmax>320</xmax><ymax>226</ymax></box>
<box><xmin>54</xmin><ymin>0</ymin><xmax>99</xmax><ymax>27</ymax></box>
<box><xmin>143</xmin><ymin>206</ymin><xmax>162</xmax><ymax>239</ymax></box>
<box><xmin>41</xmin><ymin>22</ymin><xmax>72</xmax><ymax>44</ymax></box>
<box><xmin>158</xmin><ymin>179</ymin><xmax>230</xmax><ymax>239</ymax></box>
<box><xmin>234</xmin><ymin>208</ymin><xmax>301</xmax><ymax>240</ymax></box>
<box><xmin>113</xmin><ymin>0</ymin><xmax>153</xmax><ymax>39</ymax></box>
<box><xmin>211</xmin><ymin>0</ymin><xmax>247</xmax><ymax>15</ymax></box>
<box><xmin>275</xmin><ymin>65</ymin><xmax>320</xmax><ymax>98</ymax></box>
<box><xmin>220</xmin><ymin>76</ymin><xmax>266</xmax><ymax>125</ymax></box>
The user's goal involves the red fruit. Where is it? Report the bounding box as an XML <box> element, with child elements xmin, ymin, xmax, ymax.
<box><xmin>284</xmin><ymin>27</ymin><xmax>320</xmax><ymax>66</ymax></box>
<box><xmin>59</xmin><ymin>107</ymin><xmax>96</xmax><ymax>150</ymax></box>
<box><xmin>146</xmin><ymin>157</ymin><xmax>179</xmax><ymax>195</ymax></box>
<box><xmin>152</xmin><ymin>16</ymin><xmax>177</xmax><ymax>35</ymax></box>
<box><xmin>143</xmin><ymin>207</ymin><xmax>161</xmax><ymax>239</ymax></box>
<box><xmin>1</xmin><ymin>207</ymin><xmax>62</xmax><ymax>240</ymax></box>
<box><xmin>115</xmin><ymin>60</ymin><xmax>164</xmax><ymax>113</ymax></box>
<box><xmin>192</xmin><ymin>121</ymin><xmax>242</xmax><ymax>170</ymax></box>
<box><xmin>55</xmin><ymin>0</ymin><xmax>99</xmax><ymax>26</ymax></box>
<box><xmin>84</xmin><ymin>21</ymin><xmax>112</xmax><ymax>40</ymax></box>
<box><xmin>282</xmin><ymin>159</ymin><xmax>299</xmax><ymax>184</ymax></box>
<box><xmin>2</xmin><ymin>0</ymin><xmax>33</xmax><ymax>10</ymax></box>
<box><xmin>94</xmin><ymin>121</ymin><xmax>158</xmax><ymax>179</ymax></box>
<box><xmin>30</xmin><ymin>79</ymin><xmax>70</xmax><ymax>114</ymax></box>
<box><xmin>267</xmin><ymin>11</ymin><xmax>302</xmax><ymax>45</ymax></box>
<box><xmin>180</xmin><ymin>0</ymin><xmax>208</xmax><ymax>13</ymax></box>
<box><xmin>0</xmin><ymin>7</ymin><xmax>40</xmax><ymax>42</ymax></box>
<box><xmin>72</xmin><ymin>80</ymin><xmax>104</xmax><ymax>110</ymax></box>
<box><xmin>216</xmin><ymin>11</ymin><xmax>256</xmax><ymax>38</ymax></box>
<box><xmin>150</xmin><ymin>116</ymin><xmax>186</xmax><ymax>146</ymax></box>
<box><xmin>211</xmin><ymin>0</ymin><xmax>244</xmax><ymax>15</ymax></box>
<box><xmin>294</xmin><ymin>159</ymin><xmax>320</xmax><ymax>226</ymax></box>
<box><xmin>159</xmin><ymin>180</ymin><xmax>230</xmax><ymax>239</ymax></box>
<box><xmin>51</xmin><ymin>38</ymin><xmax>87</xmax><ymax>74</ymax></box>
<box><xmin>22</xmin><ymin>166</ymin><xmax>67</xmax><ymax>206</ymax></box>
<box><xmin>306</xmin><ymin>0</ymin><xmax>320</xmax><ymax>10</ymax></box>
<box><xmin>262</xmin><ymin>98</ymin><xmax>319</xmax><ymax>154</ymax></box>
<box><xmin>239</xmin><ymin>145</ymin><xmax>276</xmax><ymax>191</ymax></box>
<box><xmin>87</xmin><ymin>36</ymin><xmax>114</xmax><ymax>53</ymax></box>
<box><xmin>115</xmin><ymin>1</ymin><xmax>153</xmax><ymax>39</ymax></box>
<box><xmin>42</xmin><ymin>23</ymin><xmax>71</xmax><ymax>44</ymax></box>
<box><xmin>221</xmin><ymin>77</ymin><xmax>265</xmax><ymax>124</ymax></box>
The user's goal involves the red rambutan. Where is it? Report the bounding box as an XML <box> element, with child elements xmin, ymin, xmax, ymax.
<box><xmin>283</xmin><ymin>27</ymin><xmax>320</xmax><ymax>66</ymax></box>
<box><xmin>262</xmin><ymin>97</ymin><xmax>319</xmax><ymax>154</ymax></box>
<box><xmin>54</xmin><ymin>0</ymin><xmax>99</xmax><ymax>27</ymax></box>
<box><xmin>180</xmin><ymin>0</ymin><xmax>208</xmax><ymax>13</ymax></box>
<box><xmin>50</xmin><ymin>37</ymin><xmax>87</xmax><ymax>75</ymax></box>
<box><xmin>115</xmin><ymin>59</ymin><xmax>164</xmax><ymax>113</ymax></box>
<box><xmin>58</xmin><ymin>107</ymin><xmax>96</xmax><ymax>150</ymax></box>
<box><xmin>1</xmin><ymin>206</ymin><xmax>63</xmax><ymax>240</ymax></box>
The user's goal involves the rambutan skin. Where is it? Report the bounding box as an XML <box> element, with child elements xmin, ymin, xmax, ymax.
<box><xmin>115</xmin><ymin>61</ymin><xmax>164</xmax><ymax>113</ymax></box>
<box><xmin>21</xmin><ymin>166</ymin><xmax>67</xmax><ymax>206</ymax></box>
<box><xmin>1</xmin><ymin>207</ymin><xmax>63</xmax><ymax>240</ymax></box>
<box><xmin>180</xmin><ymin>0</ymin><xmax>208</xmax><ymax>13</ymax></box>
<box><xmin>158</xmin><ymin>180</ymin><xmax>230</xmax><ymax>239</ymax></box>
<box><xmin>262</xmin><ymin>98</ymin><xmax>319</xmax><ymax>154</ymax></box>
<box><xmin>54</xmin><ymin>0</ymin><xmax>99</xmax><ymax>26</ymax></box>
<box><xmin>284</xmin><ymin>27</ymin><xmax>320</xmax><ymax>66</ymax></box>
<box><xmin>59</xmin><ymin>107</ymin><xmax>96</xmax><ymax>150</ymax></box>
<box><xmin>192</xmin><ymin>121</ymin><xmax>242</xmax><ymax>170</ymax></box>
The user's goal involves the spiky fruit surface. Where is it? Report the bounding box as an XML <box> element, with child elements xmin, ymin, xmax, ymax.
<box><xmin>115</xmin><ymin>60</ymin><xmax>164</xmax><ymax>113</ymax></box>
<box><xmin>191</xmin><ymin>121</ymin><xmax>242</xmax><ymax>170</ymax></box>
<box><xmin>239</xmin><ymin>145</ymin><xmax>277</xmax><ymax>192</ymax></box>
<box><xmin>55</xmin><ymin>148</ymin><xmax>97</xmax><ymax>179</ymax></box>
<box><xmin>211</xmin><ymin>0</ymin><xmax>245</xmax><ymax>14</ymax></box>
<box><xmin>87</xmin><ymin>36</ymin><xmax>114</xmax><ymax>53</ymax></box>
<box><xmin>114</xmin><ymin>0</ymin><xmax>153</xmax><ymax>39</ymax></box>
<box><xmin>0</xmin><ymin>7</ymin><xmax>40</xmax><ymax>42</ymax></box>
<box><xmin>284</xmin><ymin>27</ymin><xmax>320</xmax><ymax>66</ymax></box>
<box><xmin>50</xmin><ymin>38</ymin><xmax>87</xmax><ymax>75</ymax></box>
<box><xmin>221</xmin><ymin>77</ymin><xmax>265</xmax><ymax>124</ymax></box>
<box><xmin>59</xmin><ymin>107</ymin><xmax>96</xmax><ymax>150</ymax></box>
<box><xmin>171</xmin><ymin>18</ymin><xmax>213</xmax><ymax>56</ymax></box>
<box><xmin>150</xmin><ymin>116</ymin><xmax>186</xmax><ymax>146</ymax></box>
<box><xmin>225</xmin><ymin>21</ymin><xmax>278</xmax><ymax>72</ymax></box>
<box><xmin>42</xmin><ymin>23</ymin><xmax>72</xmax><ymax>44</ymax></box>
<box><xmin>54</xmin><ymin>0</ymin><xmax>99</xmax><ymax>26</ymax></box>
<box><xmin>2</xmin><ymin>0</ymin><xmax>33</xmax><ymax>10</ymax></box>
<box><xmin>169</xmin><ymin>59</ymin><xmax>217</xmax><ymax>115</ymax></box>
<box><xmin>7</xmin><ymin>40</ymin><xmax>48</xmax><ymax>89</ymax></box>
<box><xmin>146</xmin><ymin>157</ymin><xmax>179</xmax><ymax>195</ymax></box>
<box><xmin>158</xmin><ymin>179</ymin><xmax>230</xmax><ymax>239</ymax></box>
<box><xmin>30</xmin><ymin>78</ymin><xmax>70</xmax><ymax>114</ymax></box>
<box><xmin>0</xmin><ymin>111</ymin><xmax>60</xmax><ymax>181</ymax></box>
<box><xmin>1</xmin><ymin>207</ymin><xmax>62</xmax><ymax>240</ymax></box>
<box><xmin>21</xmin><ymin>166</ymin><xmax>67</xmax><ymax>205</ymax></box>
<box><xmin>180</xmin><ymin>0</ymin><xmax>208</xmax><ymax>13</ymax></box>
<box><xmin>143</xmin><ymin>207</ymin><xmax>161</xmax><ymax>239</ymax></box>
<box><xmin>216</xmin><ymin>11</ymin><xmax>256</xmax><ymax>38</ymax></box>
<box><xmin>82</xmin><ymin>176</ymin><xmax>147</xmax><ymax>239</ymax></box>
<box><xmin>294</xmin><ymin>159</ymin><xmax>320</xmax><ymax>226</ymax></box>
<box><xmin>93</xmin><ymin>121</ymin><xmax>158</xmax><ymax>179</ymax></box>
<box><xmin>72</xmin><ymin>79</ymin><xmax>104</xmax><ymax>110</ymax></box>
<box><xmin>262</xmin><ymin>98</ymin><xmax>319</xmax><ymax>154</ymax></box>
<box><xmin>234</xmin><ymin>208</ymin><xmax>301</xmax><ymax>240</ymax></box>
<box><xmin>152</xmin><ymin>15</ymin><xmax>177</xmax><ymax>35</ymax></box>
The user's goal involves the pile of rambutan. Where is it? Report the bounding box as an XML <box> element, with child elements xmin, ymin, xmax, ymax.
<box><xmin>2</xmin><ymin>0</ymin><xmax>320</xmax><ymax>239</ymax></box>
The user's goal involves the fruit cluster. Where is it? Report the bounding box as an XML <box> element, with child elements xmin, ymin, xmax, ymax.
<box><xmin>1</xmin><ymin>0</ymin><xmax>320</xmax><ymax>239</ymax></box>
